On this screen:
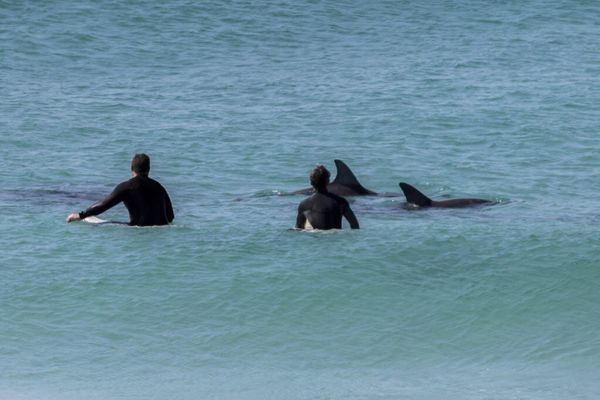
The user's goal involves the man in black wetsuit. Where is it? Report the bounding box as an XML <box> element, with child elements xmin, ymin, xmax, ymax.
<box><xmin>296</xmin><ymin>165</ymin><xmax>359</xmax><ymax>230</ymax></box>
<box><xmin>66</xmin><ymin>153</ymin><xmax>174</xmax><ymax>226</ymax></box>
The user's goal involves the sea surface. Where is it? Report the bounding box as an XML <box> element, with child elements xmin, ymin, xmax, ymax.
<box><xmin>1</xmin><ymin>1</ymin><xmax>599</xmax><ymax>399</ymax></box>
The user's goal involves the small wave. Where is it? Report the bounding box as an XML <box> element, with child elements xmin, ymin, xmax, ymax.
<box><xmin>288</xmin><ymin>227</ymin><xmax>345</xmax><ymax>235</ymax></box>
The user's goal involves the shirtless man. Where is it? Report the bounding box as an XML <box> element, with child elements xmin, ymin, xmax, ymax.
<box><xmin>296</xmin><ymin>165</ymin><xmax>359</xmax><ymax>230</ymax></box>
<box><xmin>66</xmin><ymin>153</ymin><xmax>174</xmax><ymax>226</ymax></box>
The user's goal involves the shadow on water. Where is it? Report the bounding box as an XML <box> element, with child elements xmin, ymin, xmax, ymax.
<box><xmin>0</xmin><ymin>187</ymin><xmax>108</xmax><ymax>206</ymax></box>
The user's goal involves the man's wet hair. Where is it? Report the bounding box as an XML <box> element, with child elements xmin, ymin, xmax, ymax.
<box><xmin>131</xmin><ymin>153</ymin><xmax>150</xmax><ymax>176</ymax></box>
<box><xmin>310</xmin><ymin>165</ymin><xmax>330</xmax><ymax>192</ymax></box>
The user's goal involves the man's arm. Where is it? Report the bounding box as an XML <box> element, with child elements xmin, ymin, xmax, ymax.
<box><xmin>66</xmin><ymin>183</ymin><xmax>125</xmax><ymax>222</ymax></box>
<box><xmin>295</xmin><ymin>203</ymin><xmax>307</xmax><ymax>229</ymax></box>
<box><xmin>163</xmin><ymin>187</ymin><xmax>174</xmax><ymax>223</ymax></box>
<box><xmin>343</xmin><ymin>205</ymin><xmax>360</xmax><ymax>229</ymax></box>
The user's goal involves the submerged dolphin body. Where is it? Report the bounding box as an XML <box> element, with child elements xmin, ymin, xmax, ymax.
<box><xmin>399</xmin><ymin>182</ymin><xmax>492</xmax><ymax>208</ymax></box>
<box><xmin>290</xmin><ymin>159</ymin><xmax>378</xmax><ymax>196</ymax></box>
<box><xmin>1</xmin><ymin>188</ymin><xmax>105</xmax><ymax>206</ymax></box>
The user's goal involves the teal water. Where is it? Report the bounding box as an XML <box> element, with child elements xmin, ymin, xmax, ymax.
<box><xmin>1</xmin><ymin>1</ymin><xmax>599</xmax><ymax>398</ymax></box>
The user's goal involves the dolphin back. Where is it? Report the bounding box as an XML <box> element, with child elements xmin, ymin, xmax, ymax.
<box><xmin>399</xmin><ymin>182</ymin><xmax>433</xmax><ymax>207</ymax></box>
<box><xmin>400</xmin><ymin>182</ymin><xmax>493</xmax><ymax>208</ymax></box>
<box><xmin>331</xmin><ymin>160</ymin><xmax>377</xmax><ymax>195</ymax></box>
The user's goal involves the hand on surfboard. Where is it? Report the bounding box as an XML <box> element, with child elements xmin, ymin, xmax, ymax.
<box><xmin>66</xmin><ymin>213</ymin><xmax>81</xmax><ymax>223</ymax></box>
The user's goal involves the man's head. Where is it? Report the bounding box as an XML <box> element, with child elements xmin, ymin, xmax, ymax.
<box><xmin>131</xmin><ymin>153</ymin><xmax>150</xmax><ymax>176</ymax></box>
<box><xmin>310</xmin><ymin>165</ymin><xmax>330</xmax><ymax>192</ymax></box>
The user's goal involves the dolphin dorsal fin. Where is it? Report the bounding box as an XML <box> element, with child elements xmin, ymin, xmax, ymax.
<box><xmin>399</xmin><ymin>182</ymin><xmax>432</xmax><ymax>206</ymax></box>
<box><xmin>333</xmin><ymin>159</ymin><xmax>364</xmax><ymax>187</ymax></box>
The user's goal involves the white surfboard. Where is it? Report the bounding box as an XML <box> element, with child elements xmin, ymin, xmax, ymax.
<box><xmin>83</xmin><ymin>216</ymin><xmax>128</xmax><ymax>225</ymax></box>
<box><xmin>83</xmin><ymin>216</ymin><xmax>110</xmax><ymax>224</ymax></box>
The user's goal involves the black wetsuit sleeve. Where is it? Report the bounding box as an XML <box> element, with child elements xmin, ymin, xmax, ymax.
<box><xmin>79</xmin><ymin>183</ymin><xmax>126</xmax><ymax>219</ymax></box>
<box><xmin>295</xmin><ymin>202</ymin><xmax>307</xmax><ymax>229</ymax></box>
<box><xmin>165</xmin><ymin>190</ymin><xmax>174</xmax><ymax>223</ymax></box>
<box><xmin>344</xmin><ymin>203</ymin><xmax>360</xmax><ymax>229</ymax></box>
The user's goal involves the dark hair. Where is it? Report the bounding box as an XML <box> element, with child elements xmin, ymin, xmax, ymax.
<box><xmin>131</xmin><ymin>153</ymin><xmax>150</xmax><ymax>176</ymax></box>
<box><xmin>310</xmin><ymin>165</ymin><xmax>330</xmax><ymax>192</ymax></box>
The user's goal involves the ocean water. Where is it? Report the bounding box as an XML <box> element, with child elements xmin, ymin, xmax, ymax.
<box><xmin>1</xmin><ymin>0</ymin><xmax>599</xmax><ymax>398</ymax></box>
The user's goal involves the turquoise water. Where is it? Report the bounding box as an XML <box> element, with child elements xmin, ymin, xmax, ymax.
<box><xmin>1</xmin><ymin>1</ymin><xmax>599</xmax><ymax>398</ymax></box>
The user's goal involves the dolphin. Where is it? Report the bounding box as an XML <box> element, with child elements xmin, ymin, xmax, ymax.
<box><xmin>399</xmin><ymin>182</ymin><xmax>492</xmax><ymax>208</ymax></box>
<box><xmin>290</xmin><ymin>159</ymin><xmax>378</xmax><ymax>196</ymax></box>
<box><xmin>0</xmin><ymin>188</ymin><xmax>105</xmax><ymax>206</ymax></box>
<box><xmin>328</xmin><ymin>159</ymin><xmax>378</xmax><ymax>196</ymax></box>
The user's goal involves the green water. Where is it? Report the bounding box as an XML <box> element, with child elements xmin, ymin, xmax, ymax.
<box><xmin>1</xmin><ymin>1</ymin><xmax>599</xmax><ymax>398</ymax></box>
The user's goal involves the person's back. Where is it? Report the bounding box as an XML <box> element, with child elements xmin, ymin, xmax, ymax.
<box><xmin>118</xmin><ymin>175</ymin><xmax>173</xmax><ymax>226</ymax></box>
<box><xmin>66</xmin><ymin>153</ymin><xmax>174</xmax><ymax>226</ymax></box>
<box><xmin>297</xmin><ymin>191</ymin><xmax>348</xmax><ymax>229</ymax></box>
<box><xmin>296</xmin><ymin>165</ymin><xmax>359</xmax><ymax>230</ymax></box>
